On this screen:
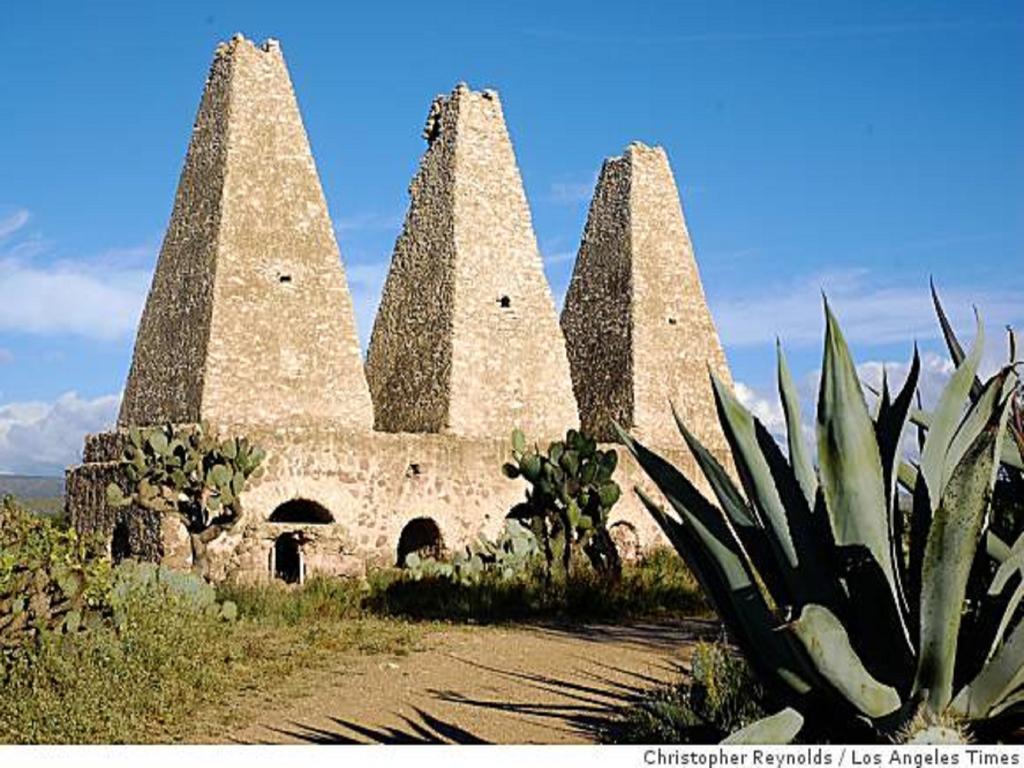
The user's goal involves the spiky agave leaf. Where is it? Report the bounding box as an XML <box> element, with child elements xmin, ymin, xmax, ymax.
<box><xmin>787</xmin><ymin>603</ymin><xmax>902</xmax><ymax>719</ymax></box>
<box><xmin>952</xmin><ymin>617</ymin><xmax>1024</xmax><ymax>720</ymax></box>
<box><xmin>817</xmin><ymin>300</ymin><xmax>914</xmax><ymax>680</ymax></box>
<box><xmin>918</xmin><ymin>310</ymin><xmax>984</xmax><ymax>512</ymax></box>
<box><xmin>777</xmin><ymin>341</ymin><xmax>817</xmax><ymax>510</ymax></box>
<box><xmin>721</xmin><ymin>707</ymin><xmax>804</xmax><ymax>745</ymax></box>
<box><xmin>869</xmin><ymin>350</ymin><xmax>922</xmax><ymax>632</ymax></box>
<box><xmin>931</xmin><ymin>279</ymin><xmax>983</xmax><ymax>400</ymax></box>
<box><xmin>616</xmin><ymin>425</ymin><xmax>813</xmax><ymax>700</ymax></box>
<box><xmin>913</xmin><ymin>375</ymin><xmax>1012</xmax><ymax>713</ymax></box>
<box><xmin>710</xmin><ymin>374</ymin><xmax>827</xmax><ymax>610</ymax></box>
<box><xmin>817</xmin><ymin>300</ymin><xmax>900</xmax><ymax>600</ymax></box>
<box><xmin>670</xmin><ymin>406</ymin><xmax>791</xmax><ymax>605</ymax></box>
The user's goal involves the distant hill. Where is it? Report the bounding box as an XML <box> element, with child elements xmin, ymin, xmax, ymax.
<box><xmin>0</xmin><ymin>474</ymin><xmax>65</xmax><ymax>499</ymax></box>
<box><xmin>0</xmin><ymin>475</ymin><xmax>65</xmax><ymax>517</ymax></box>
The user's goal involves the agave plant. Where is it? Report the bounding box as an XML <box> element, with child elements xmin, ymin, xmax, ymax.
<box><xmin>913</xmin><ymin>282</ymin><xmax>1024</xmax><ymax>544</ymax></box>
<box><xmin>619</xmin><ymin>300</ymin><xmax>1023</xmax><ymax>743</ymax></box>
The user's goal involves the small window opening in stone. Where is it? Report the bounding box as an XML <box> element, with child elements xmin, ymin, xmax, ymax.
<box><xmin>396</xmin><ymin>517</ymin><xmax>445</xmax><ymax>566</ymax></box>
<box><xmin>498</xmin><ymin>295</ymin><xmax>511</xmax><ymax>309</ymax></box>
<box><xmin>273</xmin><ymin>533</ymin><xmax>302</xmax><ymax>584</ymax></box>
<box><xmin>279</xmin><ymin>274</ymin><xmax>292</xmax><ymax>284</ymax></box>
<box><xmin>667</xmin><ymin>317</ymin><xmax>677</xmax><ymax>325</ymax></box>
<box><xmin>270</xmin><ymin>498</ymin><xmax>333</xmax><ymax>524</ymax></box>
<box><xmin>406</xmin><ymin>462</ymin><xmax>422</xmax><ymax>478</ymax></box>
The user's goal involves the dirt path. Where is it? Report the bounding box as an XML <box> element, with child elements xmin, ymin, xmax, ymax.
<box><xmin>225</xmin><ymin>619</ymin><xmax>718</xmax><ymax>745</ymax></box>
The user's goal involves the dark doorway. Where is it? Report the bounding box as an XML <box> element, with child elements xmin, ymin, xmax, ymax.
<box><xmin>111</xmin><ymin>518</ymin><xmax>131</xmax><ymax>564</ymax></box>
<box><xmin>269</xmin><ymin>499</ymin><xmax>333</xmax><ymax>524</ymax></box>
<box><xmin>396</xmin><ymin>517</ymin><xmax>444</xmax><ymax>566</ymax></box>
<box><xmin>274</xmin><ymin>534</ymin><xmax>302</xmax><ymax>584</ymax></box>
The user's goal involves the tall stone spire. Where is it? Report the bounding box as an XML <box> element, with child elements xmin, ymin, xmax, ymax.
<box><xmin>561</xmin><ymin>142</ymin><xmax>732</xmax><ymax>454</ymax></box>
<box><xmin>366</xmin><ymin>84</ymin><xmax>578</xmax><ymax>440</ymax></box>
<box><xmin>119</xmin><ymin>35</ymin><xmax>373</xmax><ymax>431</ymax></box>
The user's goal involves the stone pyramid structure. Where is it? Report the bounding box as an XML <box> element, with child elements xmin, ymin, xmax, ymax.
<box><xmin>366</xmin><ymin>84</ymin><xmax>578</xmax><ymax>440</ymax></box>
<box><xmin>561</xmin><ymin>142</ymin><xmax>732</xmax><ymax>454</ymax></box>
<box><xmin>119</xmin><ymin>35</ymin><xmax>373</xmax><ymax>432</ymax></box>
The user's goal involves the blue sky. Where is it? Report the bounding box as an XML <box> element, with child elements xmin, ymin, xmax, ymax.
<box><xmin>1</xmin><ymin>1</ymin><xmax>1022</xmax><ymax>474</ymax></box>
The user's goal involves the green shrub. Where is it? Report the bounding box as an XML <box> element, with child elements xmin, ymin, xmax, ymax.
<box><xmin>0</xmin><ymin>559</ymin><xmax>236</xmax><ymax>742</ymax></box>
<box><xmin>607</xmin><ymin>642</ymin><xmax>767</xmax><ymax>743</ymax></box>
<box><xmin>0</xmin><ymin>496</ymin><xmax>112</xmax><ymax>651</ymax></box>
<box><xmin>218</xmin><ymin>575</ymin><xmax>366</xmax><ymax>625</ymax></box>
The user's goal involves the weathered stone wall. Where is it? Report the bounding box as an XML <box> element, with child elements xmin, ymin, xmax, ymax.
<box><xmin>562</xmin><ymin>142</ymin><xmax>732</xmax><ymax>454</ymax></box>
<box><xmin>65</xmin><ymin>463</ymin><xmax>163</xmax><ymax>562</ymax></box>
<box><xmin>367</xmin><ymin>84</ymin><xmax>579</xmax><ymax>441</ymax></box>
<box><xmin>118</xmin><ymin>44</ymin><xmax>231</xmax><ymax>426</ymax></box>
<box><xmin>69</xmin><ymin>426</ymin><xmax>703</xmax><ymax>583</ymax></box>
<box><xmin>364</xmin><ymin>93</ymin><xmax>459</xmax><ymax>433</ymax></box>
<box><xmin>560</xmin><ymin>155</ymin><xmax>634</xmax><ymax>442</ymax></box>
<box><xmin>120</xmin><ymin>35</ymin><xmax>373</xmax><ymax>433</ymax></box>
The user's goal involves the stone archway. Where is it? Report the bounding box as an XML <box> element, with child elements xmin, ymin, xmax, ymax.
<box><xmin>269</xmin><ymin>498</ymin><xmax>333</xmax><ymax>524</ymax></box>
<box><xmin>396</xmin><ymin>517</ymin><xmax>444</xmax><ymax>566</ymax></box>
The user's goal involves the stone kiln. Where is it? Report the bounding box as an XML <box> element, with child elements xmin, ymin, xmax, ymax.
<box><xmin>66</xmin><ymin>35</ymin><xmax>733</xmax><ymax>583</ymax></box>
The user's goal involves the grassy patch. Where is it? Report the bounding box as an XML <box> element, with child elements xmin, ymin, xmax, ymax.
<box><xmin>364</xmin><ymin>547</ymin><xmax>709</xmax><ymax>623</ymax></box>
<box><xmin>0</xmin><ymin>585</ymin><xmax>428</xmax><ymax>743</ymax></box>
<box><xmin>603</xmin><ymin>641</ymin><xmax>767</xmax><ymax>744</ymax></box>
<box><xmin>0</xmin><ymin>607</ymin><xmax>424</xmax><ymax>744</ymax></box>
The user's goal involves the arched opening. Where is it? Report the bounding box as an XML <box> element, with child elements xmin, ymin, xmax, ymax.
<box><xmin>273</xmin><ymin>533</ymin><xmax>303</xmax><ymax>584</ymax></box>
<box><xmin>111</xmin><ymin>518</ymin><xmax>131</xmax><ymax>564</ymax></box>
<box><xmin>269</xmin><ymin>498</ymin><xmax>333</xmax><ymax>524</ymax></box>
<box><xmin>396</xmin><ymin>517</ymin><xmax>444</xmax><ymax>566</ymax></box>
<box><xmin>609</xmin><ymin>521</ymin><xmax>641</xmax><ymax>563</ymax></box>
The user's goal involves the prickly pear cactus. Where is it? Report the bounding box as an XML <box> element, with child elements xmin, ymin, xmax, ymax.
<box><xmin>503</xmin><ymin>428</ymin><xmax>623</xmax><ymax>582</ymax></box>
<box><xmin>109</xmin><ymin>561</ymin><xmax>237</xmax><ymax>626</ymax></box>
<box><xmin>105</xmin><ymin>423</ymin><xmax>265</xmax><ymax>577</ymax></box>
<box><xmin>403</xmin><ymin>520</ymin><xmax>541</xmax><ymax>586</ymax></box>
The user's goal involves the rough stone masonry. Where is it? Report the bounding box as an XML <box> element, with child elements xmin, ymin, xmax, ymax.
<box><xmin>66</xmin><ymin>35</ymin><xmax>734</xmax><ymax>584</ymax></box>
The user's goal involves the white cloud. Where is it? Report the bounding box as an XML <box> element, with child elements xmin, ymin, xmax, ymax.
<box><xmin>0</xmin><ymin>256</ymin><xmax>150</xmax><ymax>340</ymax></box>
<box><xmin>712</xmin><ymin>269</ymin><xmax>1024</xmax><ymax>349</ymax></box>
<box><xmin>0</xmin><ymin>349</ymin><xmax>12</xmax><ymax>365</ymax></box>
<box><xmin>0</xmin><ymin>209</ymin><xmax>152</xmax><ymax>340</ymax></box>
<box><xmin>0</xmin><ymin>209</ymin><xmax>30</xmax><ymax>240</ymax></box>
<box><xmin>733</xmin><ymin>349</ymin><xmax>960</xmax><ymax>461</ymax></box>
<box><xmin>0</xmin><ymin>391</ymin><xmax>120</xmax><ymax>475</ymax></box>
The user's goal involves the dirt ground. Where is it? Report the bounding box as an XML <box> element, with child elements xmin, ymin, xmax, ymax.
<box><xmin>221</xmin><ymin>619</ymin><xmax>718</xmax><ymax>745</ymax></box>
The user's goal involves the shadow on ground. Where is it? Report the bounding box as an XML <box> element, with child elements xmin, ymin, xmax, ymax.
<box><xmin>258</xmin><ymin>620</ymin><xmax>721</xmax><ymax>744</ymax></box>
<box><xmin>262</xmin><ymin>707</ymin><xmax>489</xmax><ymax>744</ymax></box>
<box><xmin>527</xmin><ymin>618</ymin><xmax>722</xmax><ymax>650</ymax></box>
